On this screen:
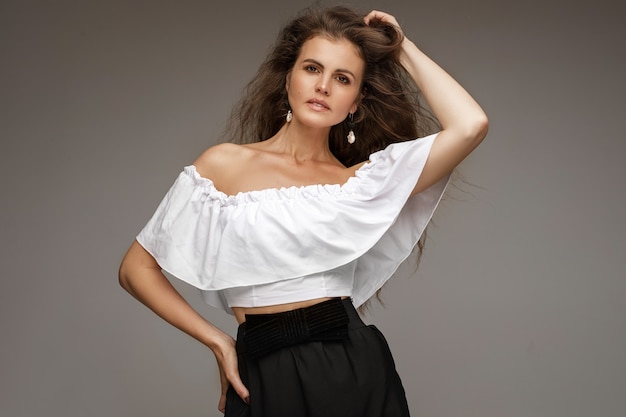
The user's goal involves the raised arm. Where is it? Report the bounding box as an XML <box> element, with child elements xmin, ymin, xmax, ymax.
<box><xmin>119</xmin><ymin>241</ymin><xmax>249</xmax><ymax>412</ymax></box>
<box><xmin>365</xmin><ymin>11</ymin><xmax>489</xmax><ymax>195</ymax></box>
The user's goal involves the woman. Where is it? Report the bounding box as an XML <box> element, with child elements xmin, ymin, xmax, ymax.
<box><xmin>119</xmin><ymin>6</ymin><xmax>487</xmax><ymax>416</ymax></box>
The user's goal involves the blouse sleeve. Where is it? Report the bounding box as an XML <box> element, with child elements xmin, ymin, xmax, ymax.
<box><xmin>136</xmin><ymin>133</ymin><xmax>448</xmax><ymax>312</ymax></box>
<box><xmin>344</xmin><ymin>134</ymin><xmax>449</xmax><ymax>307</ymax></box>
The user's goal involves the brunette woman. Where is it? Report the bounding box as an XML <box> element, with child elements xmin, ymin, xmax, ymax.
<box><xmin>119</xmin><ymin>6</ymin><xmax>488</xmax><ymax>416</ymax></box>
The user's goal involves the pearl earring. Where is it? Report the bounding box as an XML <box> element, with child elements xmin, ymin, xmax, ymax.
<box><xmin>286</xmin><ymin>110</ymin><xmax>293</xmax><ymax>122</ymax></box>
<box><xmin>347</xmin><ymin>113</ymin><xmax>356</xmax><ymax>144</ymax></box>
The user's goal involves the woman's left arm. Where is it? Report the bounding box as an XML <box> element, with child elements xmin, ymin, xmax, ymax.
<box><xmin>365</xmin><ymin>11</ymin><xmax>489</xmax><ymax>195</ymax></box>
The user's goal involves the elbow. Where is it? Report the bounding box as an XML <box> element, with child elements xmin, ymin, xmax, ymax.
<box><xmin>447</xmin><ymin>112</ymin><xmax>489</xmax><ymax>148</ymax></box>
<box><xmin>118</xmin><ymin>241</ymin><xmax>160</xmax><ymax>297</ymax></box>
<box><xmin>478</xmin><ymin>114</ymin><xmax>489</xmax><ymax>138</ymax></box>
<box><xmin>468</xmin><ymin>113</ymin><xmax>489</xmax><ymax>147</ymax></box>
<box><xmin>118</xmin><ymin>251</ymin><xmax>140</xmax><ymax>296</ymax></box>
<box><xmin>118</xmin><ymin>259</ymin><xmax>132</xmax><ymax>293</ymax></box>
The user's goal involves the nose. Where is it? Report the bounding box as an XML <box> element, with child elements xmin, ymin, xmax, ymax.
<box><xmin>315</xmin><ymin>77</ymin><xmax>330</xmax><ymax>95</ymax></box>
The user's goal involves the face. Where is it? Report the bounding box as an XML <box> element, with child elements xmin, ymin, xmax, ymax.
<box><xmin>286</xmin><ymin>36</ymin><xmax>365</xmax><ymax>129</ymax></box>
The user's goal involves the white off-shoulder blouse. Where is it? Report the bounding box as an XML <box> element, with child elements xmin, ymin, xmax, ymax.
<box><xmin>136</xmin><ymin>133</ymin><xmax>448</xmax><ymax>314</ymax></box>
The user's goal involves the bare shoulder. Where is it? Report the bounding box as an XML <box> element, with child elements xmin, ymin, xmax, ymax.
<box><xmin>192</xmin><ymin>142</ymin><xmax>253</xmax><ymax>180</ymax></box>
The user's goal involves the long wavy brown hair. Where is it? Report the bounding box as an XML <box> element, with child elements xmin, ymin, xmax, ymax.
<box><xmin>222</xmin><ymin>5</ymin><xmax>442</xmax><ymax>306</ymax></box>
<box><xmin>222</xmin><ymin>5</ymin><xmax>440</xmax><ymax>166</ymax></box>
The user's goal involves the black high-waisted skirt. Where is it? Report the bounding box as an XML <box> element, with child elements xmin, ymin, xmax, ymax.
<box><xmin>225</xmin><ymin>298</ymin><xmax>410</xmax><ymax>417</ymax></box>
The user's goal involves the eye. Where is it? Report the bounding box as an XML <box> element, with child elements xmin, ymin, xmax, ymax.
<box><xmin>335</xmin><ymin>75</ymin><xmax>350</xmax><ymax>84</ymax></box>
<box><xmin>305</xmin><ymin>65</ymin><xmax>319</xmax><ymax>73</ymax></box>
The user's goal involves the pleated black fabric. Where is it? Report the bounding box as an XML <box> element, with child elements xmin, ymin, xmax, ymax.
<box><xmin>225</xmin><ymin>299</ymin><xmax>410</xmax><ymax>417</ymax></box>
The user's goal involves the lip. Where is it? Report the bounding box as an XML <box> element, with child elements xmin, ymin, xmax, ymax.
<box><xmin>306</xmin><ymin>98</ymin><xmax>330</xmax><ymax>111</ymax></box>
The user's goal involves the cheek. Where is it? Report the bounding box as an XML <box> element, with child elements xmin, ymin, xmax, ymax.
<box><xmin>288</xmin><ymin>87</ymin><xmax>304</xmax><ymax>98</ymax></box>
<box><xmin>342</xmin><ymin>91</ymin><xmax>361</xmax><ymax>109</ymax></box>
<box><xmin>290</xmin><ymin>77</ymin><xmax>308</xmax><ymax>94</ymax></box>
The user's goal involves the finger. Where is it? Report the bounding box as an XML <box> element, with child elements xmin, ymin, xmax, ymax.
<box><xmin>213</xmin><ymin>336</ymin><xmax>250</xmax><ymax>405</ymax></box>
<box><xmin>219</xmin><ymin>350</ymin><xmax>250</xmax><ymax>401</ymax></box>
<box><xmin>218</xmin><ymin>393</ymin><xmax>226</xmax><ymax>413</ymax></box>
<box><xmin>363</xmin><ymin>10</ymin><xmax>380</xmax><ymax>25</ymax></box>
<box><xmin>227</xmin><ymin>373</ymin><xmax>250</xmax><ymax>404</ymax></box>
<box><xmin>365</xmin><ymin>12</ymin><xmax>396</xmax><ymax>30</ymax></box>
<box><xmin>364</xmin><ymin>10</ymin><xmax>391</xmax><ymax>22</ymax></box>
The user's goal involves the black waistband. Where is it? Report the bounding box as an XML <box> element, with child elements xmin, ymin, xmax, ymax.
<box><xmin>240</xmin><ymin>298</ymin><xmax>352</xmax><ymax>359</ymax></box>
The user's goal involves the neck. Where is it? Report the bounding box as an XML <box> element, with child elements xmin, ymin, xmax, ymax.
<box><xmin>266</xmin><ymin>121</ymin><xmax>334</xmax><ymax>163</ymax></box>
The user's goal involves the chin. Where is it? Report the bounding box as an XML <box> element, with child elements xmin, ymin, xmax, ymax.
<box><xmin>296</xmin><ymin>113</ymin><xmax>343</xmax><ymax>129</ymax></box>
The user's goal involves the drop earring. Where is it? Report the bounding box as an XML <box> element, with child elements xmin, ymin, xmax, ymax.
<box><xmin>347</xmin><ymin>113</ymin><xmax>356</xmax><ymax>144</ymax></box>
<box><xmin>286</xmin><ymin>102</ymin><xmax>293</xmax><ymax>123</ymax></box>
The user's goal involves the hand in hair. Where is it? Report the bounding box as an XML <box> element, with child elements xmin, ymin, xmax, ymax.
<box><xmin>367</xmin><ymin>10</ymin><xmax>488</xmax><ymax>195</ymax></box>
<box><xmin>363</xmin><ymin>10</ymin><xmax>404</xmax><ymax>36</ymax></box>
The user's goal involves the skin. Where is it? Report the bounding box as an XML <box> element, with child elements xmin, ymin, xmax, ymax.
<box><xmin>119</xmin><ymin>10</ymin><xmax>488</xmax><ymax>414</ymax></box>
<box><xmin>198</xmin><ymin>36</ymin><xmax>366</xmax><ymax>199</ymax></box>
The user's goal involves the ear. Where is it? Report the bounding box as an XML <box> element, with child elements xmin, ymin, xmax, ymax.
<box><xmin>349</xmin><ymin>88</ymin><xmax>366</xmax><ymax>114</ymax></box>
<box><xmin>285</xmin><ymin>72</ymin><xmax>292</xmax><ymax>91</ymax></box>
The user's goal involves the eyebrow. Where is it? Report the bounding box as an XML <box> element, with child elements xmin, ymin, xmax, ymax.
<box><xmin>302</xmin><ymin>58</ymin><xmax>356</xmax><ymax>79</ymax></box>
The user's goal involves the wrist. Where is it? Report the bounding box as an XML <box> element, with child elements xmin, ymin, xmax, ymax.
<box><xmin>207</xmin><ymin>329</ymin><xmax>235</xmax><ymax>353</ymax></box>
<box><xmin>399</xmin><ymin>38</ymin><xmax>420</xmax><ymax>71</ymax></box>
<box><xmin>401</xmin><ymin>36</ymin><xmax>415</xmax><ymax>49</ymax></box>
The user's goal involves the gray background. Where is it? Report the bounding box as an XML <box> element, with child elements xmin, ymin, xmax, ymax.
<box><xmin>1</xmin><ymin>0</ymin><xmax>625</xmax><ymax>416</ymax></box>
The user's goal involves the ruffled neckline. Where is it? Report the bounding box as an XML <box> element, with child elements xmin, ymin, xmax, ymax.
<box><xmin>183</xmin><ymin>146</ymin><xmax>388</xmax><ymax>206</ymax></box>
